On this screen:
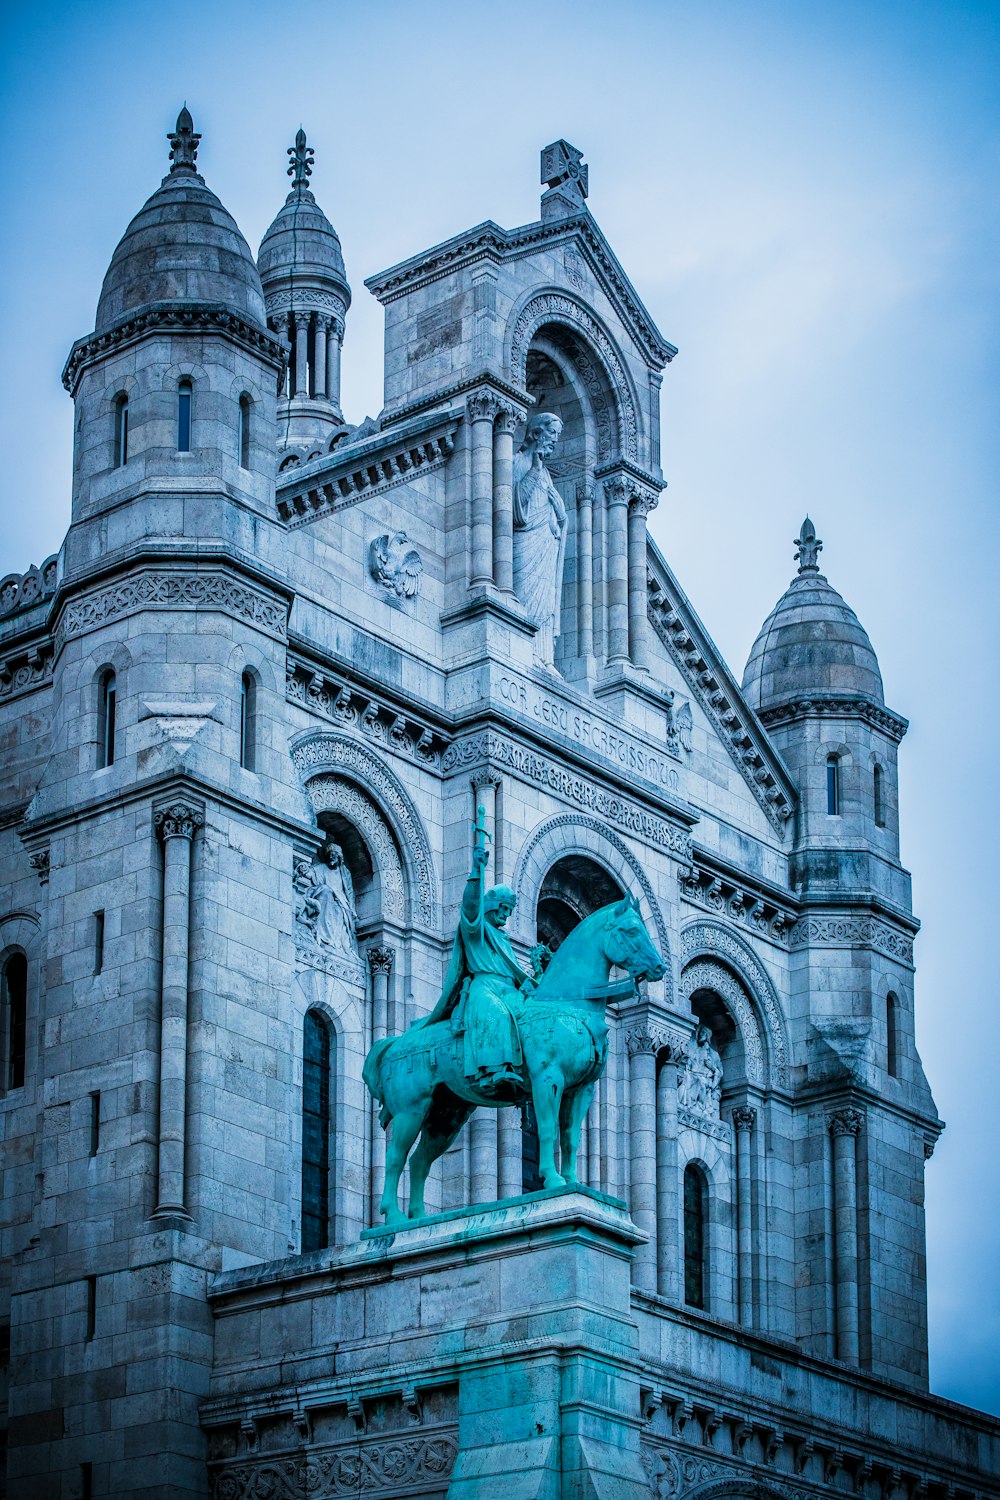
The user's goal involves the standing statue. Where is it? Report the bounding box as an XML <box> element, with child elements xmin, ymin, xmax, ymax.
<box><xmin>678</xmin><ymin>1025</ymin><xmax>723</xmax><ymax>1118</ymax></box>
<box><xmin>308</xmin><ymin>841</ymin><xmax>357</xmax><ymax>955</ymax></box>
<box><xmin>363</xmin><ymin>813</ymin><xmax>666</xmax><ymax>1225</ymax></box>
<box><xmin>512</xmin><ymin>412</ymin><xmax>568</xmax><ymax>664</ymax></box>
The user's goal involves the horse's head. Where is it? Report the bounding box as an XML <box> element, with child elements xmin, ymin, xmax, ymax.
<box><xmin>604</xmin><ymin>894</ymin><xmax>666</xmax><ymax>983</ymax></box>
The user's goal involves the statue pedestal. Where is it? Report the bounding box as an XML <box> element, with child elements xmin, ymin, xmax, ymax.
<box><xmin>363</xmin><ymin>1188</ymin><xmax>651</xmax><ymax>1498</ymax></box>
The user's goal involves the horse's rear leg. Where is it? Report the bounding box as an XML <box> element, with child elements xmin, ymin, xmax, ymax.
<box><xmin>532</xmin><ymin>1070</ymin><xmax>565</xmax><ymax>1189</ymax></box>
<box><xmin>381</xmin><ymin>1106</ymin><xmax>426</xmax><ymax>1227</ymax></box>
<box><xmin>559</xmin><ymin>1082</ymin><xmax>594</xmax><ymax>1186</ymax></box>
<box><xmin>408</xmin><ymin>1089</ymin><xmax>473</xmax><ymax>1219</ymax></box>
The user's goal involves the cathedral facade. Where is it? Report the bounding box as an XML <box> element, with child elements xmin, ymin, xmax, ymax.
<box><xmin>0</xmin><ymin>111</ymin><xmax>997</xmax><ymax>1499</ymax></box>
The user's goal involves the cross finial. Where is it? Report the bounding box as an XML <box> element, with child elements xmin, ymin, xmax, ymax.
<box><xmin>794</xmin><ymin>516</ymin><xmax>823</xmax><ymax>574</ymax></box>
<box><xmin>540</xmin><ymin>140</ymin><xmax>588</xmax><ymax>219</ymax></box>
<box><xmin>168</xmin><ymin>105</ymin><xmax>201</xmax><ymax>173</ymax></box>
<box><xmin>287</xmin><ymin>127</ymin><xmax>314</xmax><ymax>191</ymax></box>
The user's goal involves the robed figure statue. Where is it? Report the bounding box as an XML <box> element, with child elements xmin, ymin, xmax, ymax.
<box><xmin>512</xmin><ymin>411</ymin><xmax>568</xmax><ymax>665</ymax></box>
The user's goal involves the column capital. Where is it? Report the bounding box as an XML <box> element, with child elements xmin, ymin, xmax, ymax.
<box><xmin>732</xmin><ymin>1105</ymin><xmax>757</xmax><ymax>1133</ymax></box>
<box><xmin>625</xmin><ymin>1022</ymin><xmax>683</xmax><ymax>1059</ymax></box>
<box><xmin>628</xmin><ymin>488</ymin><xmax>659</xmax><ymax>518</ymax></box>
<box><xmin>830</xmin><ymin>1107</ymin><xmax>864</xmax><ymax>1138</ymax></box>
<box><xmin>467</xmin><ymin>388</ymin><xmax>503</xmax><ymax>423</ymax></box>
<box><xmin>292</xmin><ymin>309</ymin><xmax>311</xmax><ymax>330</ymax></box>
<box><xmin>471</xmin><ymin>768</ymin><xmax>503</xmax><ymax>792</ymax></box>
<box><xmin>367</xmin><ymin>945</ymin><xmax>394</xmax><ymax>977</ymax></box>
<box><xmin>154</xmin><ymin>800</ymin><xmax>205</xmax><ymax>842</ymax></box>
<box><xmin>493</xmin><ymin>399</ymin><xmax>525</xmax><ymax>434</ymax></box>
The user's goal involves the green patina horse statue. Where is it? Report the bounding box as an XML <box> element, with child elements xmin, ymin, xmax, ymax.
<box><xmin>363</xmin><ymin>895</ymin><xmax>665</xmax><ymax>1226</ymax></box>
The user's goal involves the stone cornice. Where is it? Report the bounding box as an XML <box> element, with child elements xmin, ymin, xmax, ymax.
<box><xmin>758</xmin><ymin>693</ymin><xmax>908</xmax><ymax>742</ymax></box>
<box><xmin>365</xmin><ymin>214</ymin><xmax>677</xmax><ymax>369</ymax></box>
<box><xmin>381</xmin><ymin>371</ymin><xmax>532</xmax><ymax>430</ymax></box>
<box><xmin>62</xmin><ymin>302</ymin><xmax>287</xmax><ymax>394</ymax></box>
<box><xmin>286</xmin><ymin>650</ymin><xmax>451</xmax><ymax>771</ymax></box>
<box><xmin>275</xmin><ymin>407</ymin><xmax>461</xmax><ymax>527</ymax></box>
<box><xmin>646</xmin><ymin>541</ymin><xmax>797</xmax><ymax>836</ymax></box>
<box><xmin>679</xmin><ymin>848</ymin><xmax>797</xmax><ymax>948</ymax></box>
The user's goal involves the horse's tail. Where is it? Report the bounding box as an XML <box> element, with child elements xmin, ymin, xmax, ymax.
<box><xmin>362</xmin><ymin>1035</ymin><xmax>396</xmax><ymax>1127</ymax></box>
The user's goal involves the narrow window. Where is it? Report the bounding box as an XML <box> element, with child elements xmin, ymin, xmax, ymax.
<box><xmin>85</xmin><ymin>1276</ymin><xmax>97</xmax><ymax>1342</ymax></box>
<box><xmin>97</xmin><ymin>671</ymin><xmax>116</xmax><ymax>769</ymax></box>
<box><xmin>301</xmin><ymin>1009</ymin><xmax>332</xmax><ymax>1252</ymax></box>
<box><xmin>177</xmin><ymin>378</ymin><xmax>192</xmax><ymax>452</ymax></box>
<box><xmin>113</xmin><ymin>394</ymin><xmax>128</xmax><ymax>468</ymax></box>
<box><xmin>2</xmin><ymin>952</ymin><xmax>27</xmax><ymax>1091</ymax></box>
<box><xmin>239</xmin><ymin>394</ymin><xmax>252</xmax><ymax>469</ymax></box>
<box><xmin>826</xmin><ymin>755</ymin><xmax>840</xmax><ymax>816</ymax></box>
<box><xmin>94</xmin><ymin>911</ymin><xmax>105</xmax><ymax>976</ymax></box>
<box><xmin>240</xmin><ymin>671</ymin><xmax>257</xmax><ymax>771</ymax></box>
<box><xmin>90</xmin><ymin>1092</ymin><xmax>101</xmax><ymax>1156</ymax></box>
<box><xmin>886</xmin><ymin>993</ymin><xmax>899</xmax><ymax>1078</ymax></box>
<box><xmin>683</xmin><ymin>1163</ymin><xmax>708</xmax><ymax>1310</ymax></box>
<box><xmin>874</xmin><ymin>764</ymin><xmax>885</xmax><ymax>828</ymax></box>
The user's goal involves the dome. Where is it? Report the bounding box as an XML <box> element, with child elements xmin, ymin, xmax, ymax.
<box><xmin>95</xmin><ymin>108</ymin><xmax>267</xmax><ymax>333</ymax></box>
<box><xmin>258</xmin><ymin>130</ymin><xmax>350</xmax><ymax>304</ymax></box>
<box><xmin>742</xmin><ymin>518</ymin><xmax>884</xmax><ymax>711</ymax></box>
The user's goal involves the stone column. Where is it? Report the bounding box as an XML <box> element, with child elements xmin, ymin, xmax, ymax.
<box><xmin>587</xmin><ymin>1073</ymin><xmax>602</xmax><ymax>1190</ymax></box>
<box><xmin>577</xmin><ymin>484</ymin><xmax>595</xmax><ymax>667</ymax></box>
<box><xmin>733</xmin><ymin>1106</ymin><xmax>757</xmax><ymax>1328</ymax></box>
<box><xmin>655</xmin><ymin>1050</ymin><xmax>681</xmax><ymax>1300</ymax></box>
<box><xmin>468</xmin><ymin>389</ymin><xmax>499</xmax><ymax>588</ymax></box>
<box><xmin>327</xmin><ymin>319</ymin><xmax>343</xmax><ymax>411</ymax></box>
<box><xmin>604</xmin><ymin>479</ymin><xmax>630</xmax><ymax>666</ymax></box>
<box><xmin>368</xmin><ymin>946</ymin><xmax>394</xmax><ymax>1225</ymax></box>
<box><xmin>493</xmin><ymin>403</ymin><xmax>520</xmax><ymax>594</ymax></box>
<box><xmin>152</xmin><ymin>800</ymin><xmax>204</xmax><ymax>1220</ymax></box>
<box><xmin>627</xmin><ymin>492</ymin><xmax>656</xmax><ymax>671</ymax></box>
<box><xmin>830</xmin><ymin>1108</ymin><xmax>863</xmax><ymax>1363</ymax></box>
<box><xmin>293</xmin><ymin>312</ymin><xmax>310</xmax><ymax>398</ymax></box>
<box><xmin>498</xmin><ymin>1108</ymin><xmax>522</xmax><ymax>1199</ymax></box>
<box><xmin>469</xmin><ymin>770</ymin><xmax>502</xmax><ymax>1202</ymax></box>
<box><xmin>313</xmin><ymin>314</ymin><xmax>329</xmax><ymax>399</ymax></box>
<box><xmin>626</xmin><ymin>1024</ymin><xmax>660</xmax><ymax>1291</ymax></box>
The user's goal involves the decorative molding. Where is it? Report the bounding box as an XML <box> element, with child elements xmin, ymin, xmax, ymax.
<box><xmin>62</xmin><ymin>302</ymin><xmax>286</xmax><ymax>395</ymax></box>
<box><xmin>647</xmin><ymin>562</ymin><xmax>796</xmax><ymax>835</ymax></box>
<box><xmin>210</xmin><ymin>1430</ymin><xmax>459</xmax><ymax>1500</ymax></box>
<box><xmin>681</xmin><ymin>921</ymin><xmax>789</xmax><ymax>1088</ymax></box>
<box><xmin>275</xmin><ymin>416</ymin><xmax>457</xmax><ymax>527</ymax></box>
<box><xmin>443</xmin><ymin>731</ymin><xmax>692</xmax><ymax>859</ymax></box>
<box><xmin>758</xmin><ymin>695</ymin><xmax>908</xmax><ymax>743</ymax></box>
<box><xmin>789</xmin><ymin>914</ymin><xmax>914</xmax><ymax>967</ymax></box>
<box><xmin>677</xmin><ymin>1105</ymin><xmax>731</xmax><ymax>1144</ymax></box>
<box><xmin>60</xmin><ymin>571</ymin><xmax>288</xmax><ymax>643</ymax></box>
<box><xmin>0</xmin><ymin>556</ymin><xmax>58</xmax><ymax>620</ymax></box>
<box><xmin>266</xmin><ymin>288</ymin><xmax>348</xmax><ymax>317</ymax></box>
<box><xmin>292</xmin><ymin>733</ymin><xmax>437</xmax><ymax>930</ymax></box>
<box><xmin>678</xmin><ymin>860</ymin><xmax>793</xmax><ymax>947</ymax></box>
<box><xmin>0</xmin><ymin>641</ymin><xmax>54</xmax><ymax>703</ymax></box>
<box><xmin>285</xmin><ymin>656</ymin><xmax>448</xmax><ymax>768</ymax></box>
<box><xmin>154</xmin><ymin>801</ymin><xmax>205</xmax><ymax>841</ymax></box>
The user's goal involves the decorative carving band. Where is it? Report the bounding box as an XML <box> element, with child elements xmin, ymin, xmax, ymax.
<box><xmin>210</xmin><ymin>1430</ymin><xmax>459</xmax><ymax>1500</ymax></box>
<box><xmin>678</xmin><ymin>862</ymin><xmax>793</xmax><ymax>946</ymax></box>
<box><xmin>61</xmin><ymin>571</ymin><xmax>288</xmax><ymax>643</ymax></box>
<box><xmin>154</xmin><ymin>801</ymin><xmax>205</xmax><ymax>841</ymax></box>
<box><xmin>626</xmin><ymin>1025</ymin><xmax>669</xmax><ymax>1058</ymax></box>
<box><xmin>681</xmin><ymin>922</ymin><xmax>788</xmax><ymax>1087</ymax></box>
<box><xmin>63</xmin><ymin>304</ymin><xmax>286</xmax><ymax>394</ymax></box>
<box><xmin>830</xmin><ymin>1107</ymin><xmax>864</xmax><ymax>1138</ymax></box>
<box><xmin>367</xmin><ymin>945</ymin><xmax>394</xmax><ymax>977</ymax></box>
<box><xmin>286</xmin><ymin>657</ymin><xmax>447</xmax><ymax>767</ymax></box>
<box><xmin>790</xmin><ymin>914</ymin><xmax>914</xmax><ymax>967</ymax></box>
<box><xmin>0</xmin><ymin>642</ymin><xmax>55</xmax><ymax>704</ymax></box>
<box><xmin>0</xmin><ymin>555</ymin><xmax>58</xmax><ymax>619</ymax></box>
<box><xmin>732</xmin><ymin>1106</ymin><xmax>757</xmax><ymax>1133</ymax></box>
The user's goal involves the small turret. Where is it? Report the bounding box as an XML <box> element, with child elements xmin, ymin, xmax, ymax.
<box><xmin>258</xmin><ymin>129</ymin><xmax>351</xmax><ymax>451</ymax></box>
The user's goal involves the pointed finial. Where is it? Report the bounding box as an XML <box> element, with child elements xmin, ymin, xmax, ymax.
<box><xmin>287</xmin><ymin>127</ymin><xmax>314</xmax><ymax>191</ymax></box>
<box><xmin>794</xmin><ymin>516</ymin><xmax>823</xmax><ymax>574</ymax></box>
<box><xmin>168</xmin><ymin>105</ymin><xmax>201</xmax><ymax>173</ymax></box>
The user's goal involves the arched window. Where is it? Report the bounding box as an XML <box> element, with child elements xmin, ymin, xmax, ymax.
<box><xmin>683</xmin><ymin>1162</ymin><xmax>708</xmax><ymax>1310</ymax></box>
<box><xmin>886</xmin><ymin>992</ymin><xmax>900</xmax><ymax>1078</ymax></box>
<box><xmin>873</xmin><ymin>764</ymin><xmax>885</xmax><ymax>828</ymax></box>
<box><xmin>113</xmin><ymin>394</ymin><xmax>128</xmax><ymax>468</ymax></box>
<box><xmin>239</xmin><ymin>394</ymin><xmax>252</xmax><ymax>469</ymax></box>
<box><xmin>302</xmin><ymin>1009</ymin><xmax>333</xmax><ymax>1252</ymax></box>
<box><xmin>97</xmin><ymin>670</ymin><xmax>116</xmax><ymax>769</ymax></box>
<box><xmin>2</xmin><ymin>952</ymin><xmax>27</xmax><ymax>1092</ymax></box>
<box><xmin>826</xmin><ymin>755</ymin><xmax>841</xmax><ymax>816</ymax></box>
<box><xmin>239</xmin><ymin>671</ymin><xmax>257</xmax><ymax>771</ymax></box>
<box><xmin>177</xmin><ymin>379</ymin><xmax>193</xmax><ymax>452</ymax></box>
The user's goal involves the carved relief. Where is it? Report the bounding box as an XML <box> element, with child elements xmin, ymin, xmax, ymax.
<box><xmin>211</xmin><ymin>1431</ymin><xmax>459</xmax><ymax>1500</ymax></box>
<box><xmin>61</xmin><ymin>572</ymin><xmax>288</xmax><ymax>642</ymax></box>
<box><xmin>677</xmin><ymin>1025</ymin><xmax>723</xmax><ymax>1119</ymax></box>
<box><xmin>368</xmin><ymin>532</ymin><xmax>423</xmax><ymax>601</ymax></box>
<box><xmin>0</xmin><ymin>556</ymin><xmax>58</xmax><ymax>619</ymax></box>
<box><xmin>681</xmin><ymin>922</ymin><xmax>788</xmax><ymax>1088</ymax></box>
<box><xmin>679</xmin><ymin>862</ymin><xmax>793</xmax><ymax>946</ymax></box>
<box><xmin>790</xmin><ymin>915</ymin><xmax>914</xmax><ymax>967</ymax></box>
<box><xmin>0</xmin><ymin>641</ymin><xmax>55</xmax><ymax>702</ymax></box>
<box><xmin>277</xmin><ymin>426</ymin><xmax>456</xmax><ymax>526</ymax></box>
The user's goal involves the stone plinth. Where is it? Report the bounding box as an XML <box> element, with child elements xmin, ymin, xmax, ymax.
<box><xmin>204</xmin><ymin>1188</ymin><xmax>651</xmax><ymax>1498</ymax></box>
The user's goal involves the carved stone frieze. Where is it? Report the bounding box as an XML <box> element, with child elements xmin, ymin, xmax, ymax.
<box><xmin>210</xmin><ymin>1429</ymin><xmax>459</xmax><ymax>1500</ymax></box>
<box><xmin>0</xmin><ymin>555</ymin><xmax>58</xmax><ymax>619</ymax></box>
<box><xmin>758</xmin><ymin>695</ymin><xmax>908</xmax><ymax>743</ymax></box>
<box><xmin>677</xmin><ymin>1106</ymin><xmax>731</xmax><ymax>1144</ymax></box>
<box><xmin>0</xmin><ymin>641</ymin><xmax>54</xmax><ymax>703</ymax></box>
<box><xmin>679</xmin><ymin>861</ymin><xmax>793</xmax><ymax>946</ymax></box>
<box><xmin>442</xmin><ymin>731</ymin><xmax>692</xmax><ymax>859</ymax></box>
<box><xmin>790</xmin><ymin>914</ymin><xmax>914</xmax><ymax>967</ymax></box>
<box><xmin>62</xmin><ymin>304</ymin><xmax>287</xmax><ymax>395</ymax></box>
<box><xmin>286</xmin><ymin>656</ymin><xmax>447</xmax><ymax>768</ymax></box>
<box><xmin>60</xmin><ymin>572</ymin><xmax>288</xmax><ymax>643</ymax></box>
<box><xmin>293</xmin><ymin>734</ymin><xmax>436</xmax><ymax>929</ymax></box>
<box><xmin>681</xmin><ymin>922</ymin><xmax>788</xmax><ymax>1088</ymax></box>
<box><xmin>276</xmin><ymin>424</ymin><xmax>457</xmax><ymax>527</ymax></box>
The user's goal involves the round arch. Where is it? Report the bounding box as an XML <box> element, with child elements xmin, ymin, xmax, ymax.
<box><xmin>680</xmin><ymin>920</ymin><xmax>788</xmax><ymax>1089</ymax></box>
<box><xmin>512</xmin><ymin>812</ymin><xmax>671</xmax><ymax>987</ymax></box>
<box><xmin>305</xmin><ymin>775</ymin><xmax>406</xmax><ymax>925</ymax></box>
<box><xmin>291</xmin><ymin>730</ymin><xmax>437</xmax><ymax>930</ymax></box>
<box><xmin>506</xmin><ymin>287</ymin><xmax>641</xmax><ymax>461</ymax></box>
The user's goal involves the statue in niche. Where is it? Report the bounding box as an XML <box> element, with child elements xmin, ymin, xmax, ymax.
<box><xmin>294</xmin><ymin>841</ymin><xmax>357</xmax><ymax>956</ymax></box>
<box><xmin>512</xmin><ymin>412</ymin><xmax>568</xmax><ymax>664</ymax></box>
<box><xmin>679</xmin><ymin>1025</ymin><xmax>723</xmax><ymax>1118</ymax></box>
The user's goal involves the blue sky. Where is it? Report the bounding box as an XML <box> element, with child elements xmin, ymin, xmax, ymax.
<box><xmin>1</xmin><ymin>0</ymin><xmax>998</xmax><ymax>1412</ymax></box>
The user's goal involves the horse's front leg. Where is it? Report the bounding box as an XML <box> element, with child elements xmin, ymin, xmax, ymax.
<box><xmin>531</xmin><ymin>1069</ymin><xmax>566</xmax><ymax>1189</ymax></box>
<box><xmin>559</xmin><ymin>1082</ymin><xmax>594</xmax><ymax>1186</ymax></box>
<box><xmin>380</xmin><ymin>1107</ymin><xmax>424</xmax><ymax>1227</ymax></box>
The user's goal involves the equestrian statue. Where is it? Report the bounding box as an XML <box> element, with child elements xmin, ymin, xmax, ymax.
<box><xmin>363</xmin><ymin>808</ymin><xmax>666</xmax><ymax>1225</ymax></box>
